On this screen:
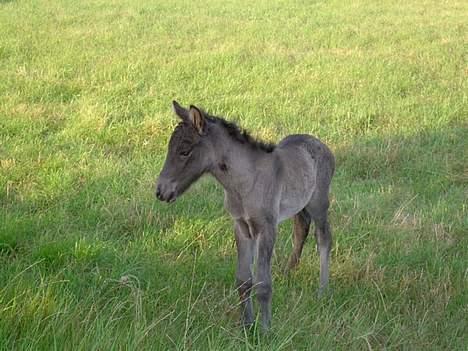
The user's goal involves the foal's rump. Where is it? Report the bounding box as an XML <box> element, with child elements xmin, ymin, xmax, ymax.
<box><xmin>278</xmin><ymin>134</ymin><xmax>334</xmax><ymax>185</ymax></box>
<box><xmin>275</xmin><ymin>134</ymin><xmax>334</xmax><ymax>222</ymax></box>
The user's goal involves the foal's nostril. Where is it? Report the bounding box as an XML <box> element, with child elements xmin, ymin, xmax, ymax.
<box><xmin>166</xmin><ymin>191</ymin><xmax>176</xmax><ymax>203</ymax></box>
<box><xmin>155</xmin><ymin>181</ymin><xmax>177</xmax><ymax>202</ymax></box>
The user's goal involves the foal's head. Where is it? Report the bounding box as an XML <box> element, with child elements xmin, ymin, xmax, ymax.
<box><xmin>156</xmin><ymin>101</ymin><xmax>213</xmax><ymax>203</ymax></box>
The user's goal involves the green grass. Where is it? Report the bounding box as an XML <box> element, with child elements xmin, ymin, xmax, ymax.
<box><xmin>0</xmin><ymin>0</ymin><xmax>467</xmax><ymax>349</ymax></box>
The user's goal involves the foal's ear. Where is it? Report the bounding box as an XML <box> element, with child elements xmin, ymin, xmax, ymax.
<box><xmin>189</xmin><ymin>105</ymin><xmax>205</xmax><ymax>135</ymax></box>
<box><xmin>172</xmin><ymin>100</ymin><xmax>189</xmax><ymax>121</ymax></box>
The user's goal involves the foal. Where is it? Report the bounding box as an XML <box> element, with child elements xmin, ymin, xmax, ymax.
<box><xmin>156</xmin><ymin>101</ymin><xmax>335</xmax><ymax>330</ymax></box>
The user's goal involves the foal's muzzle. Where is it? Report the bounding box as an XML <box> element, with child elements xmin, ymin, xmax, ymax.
<box><xmin>155</xmin><ymin>179</ymin><xmax>177</xmax><ymax>203</ymax></box>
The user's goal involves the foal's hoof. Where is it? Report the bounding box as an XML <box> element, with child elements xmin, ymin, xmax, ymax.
<box><xmin>241</xmin><ymin>321</ymin><xmax>255</xmax><ymax>330</ymax></box>
<box><xmin>283</xmin><ymin>262</ymin><xmax>299</xmax><ymax>276</ymax></box>
<box><xmin>240</xmin><ymin>320</ymin><xmax>257</xmax><ymax>339</ymax></box>
<box><xmin>239</xmin><ymin>317</ymin><xmax>255</xmax><ymax>331</ymax></box>
<box><xmin>240</xmin><ymin>319</ymin><xmax>271</xmax><ymax>336</ymax></box>
<box><xmin>261</xmin><ymin>323</ymin><xmax>271</xmax><ymax>333</ymax></box>
<box><xmin>317</xmin><ymin>285</ymin><xmax>332</xmax><ymax>298</ymax></box>
<box><xmin>282</xmin><ymin>266</ymin><xmax>292</xmax><ymax>276</ymax></box>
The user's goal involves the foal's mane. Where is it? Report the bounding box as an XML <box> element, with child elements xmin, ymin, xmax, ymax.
<box><xmin>204</xmin><ymin>111</ymin><xmax>276</xmax><ymax>153</ymax></box>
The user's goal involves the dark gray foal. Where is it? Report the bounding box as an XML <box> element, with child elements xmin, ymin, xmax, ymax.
<box><xmin>156</xmin><ymin>101</ymin><xmax>335</xmax><ymax>330</ymax></box>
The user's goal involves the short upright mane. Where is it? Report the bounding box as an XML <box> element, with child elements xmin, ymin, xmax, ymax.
<box><xmin>204</xmin><ymin>111</ymin><xmax>276</xmax><ymax>153</ymax></box>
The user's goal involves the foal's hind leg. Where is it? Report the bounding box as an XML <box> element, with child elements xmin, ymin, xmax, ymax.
<box><xmin>287</xmin><ymin>210</ymin><xmax>311</xmax><ymax>271</ymax></box>
<box><xmin>314</xmin><ymin>214</ymin><xmax>332</xmax><ymax>293</ymax></box>
<box><xmin>307</xmin><ymin>195</ymin><xmax>332</xmax><ymax>294</ymax></box>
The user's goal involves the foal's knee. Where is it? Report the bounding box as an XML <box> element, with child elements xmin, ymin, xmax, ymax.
<box><xmin>315</xmin><ymin>219</ymin><xmax>332</xmax><ymax>252</ymax></box>
<box><xmin>236</xmin><ymin>278</ymin><xmax>252</xmax><ymax>298</ymax></box>
<box><xmin>319</xmin><ymin>227</ymin><xmax>332</xmax><ymax>248</ymax></box>
<box><xmin>256</xmin><ymin>282</ymin><xmax>272</xmax><ymax>304</ymax></box>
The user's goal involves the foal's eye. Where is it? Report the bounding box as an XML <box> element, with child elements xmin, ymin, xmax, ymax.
<box><xmin>179</xmin><ymin>150</ymin><xmax>191</xmax><ymax>157</ymax></box>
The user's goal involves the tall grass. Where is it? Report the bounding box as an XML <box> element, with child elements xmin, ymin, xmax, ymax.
<box><xmin>0</xmin><ymin>0</ymin><xmax>466</xmax><ymax>349</ymax></box>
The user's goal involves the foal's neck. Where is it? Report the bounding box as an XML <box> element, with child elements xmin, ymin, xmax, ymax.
<box><xmin>208</xmin><ymin>132</ymin><xmax>270</xmax><ymax>195</ymax></box>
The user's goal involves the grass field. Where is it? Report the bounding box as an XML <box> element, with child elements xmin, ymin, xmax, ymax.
<box><xmin>0</xmin><ymin>0</ymin><xmax>467</xmax><ymax>349</ymax></box>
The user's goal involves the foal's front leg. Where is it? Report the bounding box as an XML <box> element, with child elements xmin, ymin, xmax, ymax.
<box><xmin>234</xmin><ymin>220</ymin><xmax>255</xmax><ymax>327</ymax></box>
<box><xmin>255</xmin><ymin>221</ymin><xmax>277</xmax><ymax>331</ymax></box>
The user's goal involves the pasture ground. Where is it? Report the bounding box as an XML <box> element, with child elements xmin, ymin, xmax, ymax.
<box><xmin>0</xmin><ymin>0</ymin><xmax>466</xmax><ymax>349</ymax></box>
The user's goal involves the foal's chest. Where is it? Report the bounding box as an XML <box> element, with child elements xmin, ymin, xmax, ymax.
<box><xmin>223</xmin><ymin>191</ymin><xmax>245</xmax><ymax>219</ymax></box>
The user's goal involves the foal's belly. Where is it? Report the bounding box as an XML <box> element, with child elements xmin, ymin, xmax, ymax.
<box><xmin>278</xmin><ymin>190</ymin><xmax>313</xmax><ymax>223</ymax></box>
